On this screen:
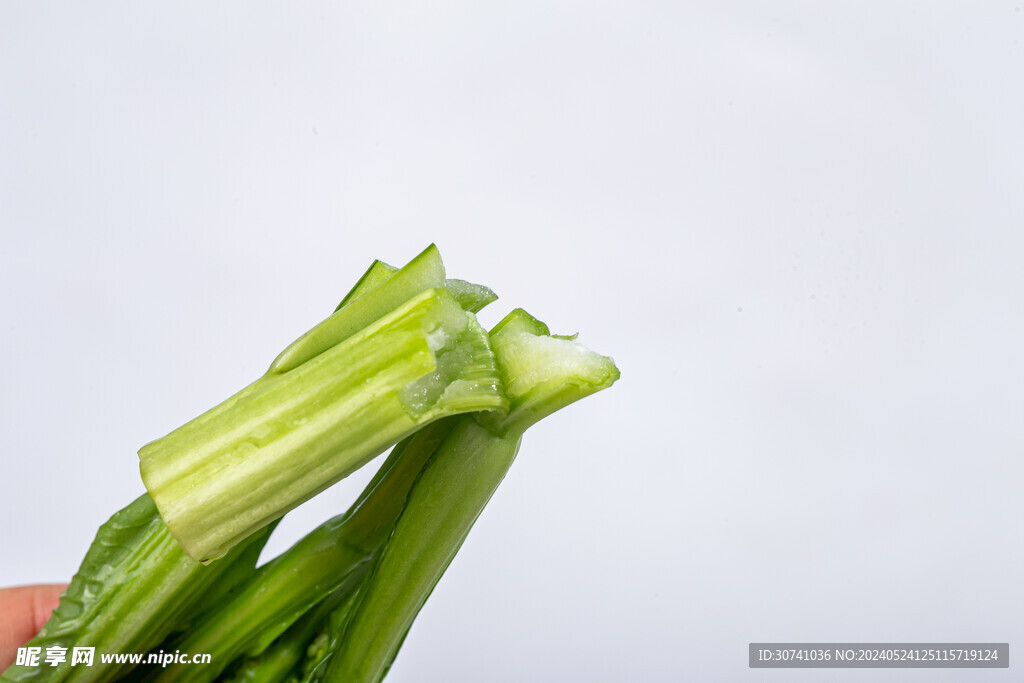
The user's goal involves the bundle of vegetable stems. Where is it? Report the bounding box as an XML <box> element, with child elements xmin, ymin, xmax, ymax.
<box><xmin>1</xmin><ymin>244</ymin><xmax>619</xmax><ymax>683</ymax></box>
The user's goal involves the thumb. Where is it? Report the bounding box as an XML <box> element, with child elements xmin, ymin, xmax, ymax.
<box><xmin>0</xmin><ymin>584</ymin><xmax>67</xmax><ymax>671</ymax></box>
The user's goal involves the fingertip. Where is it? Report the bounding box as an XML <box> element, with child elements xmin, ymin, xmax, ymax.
<box><xmin>0</xmin><ymin>583</ymin><xmax>67</xmax><ymax>671</ymax></box>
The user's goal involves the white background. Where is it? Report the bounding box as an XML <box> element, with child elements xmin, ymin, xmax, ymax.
<box><xmin>2</xmin><ymin>3</ymin><xmax>1022</xmax><ymax>681</ymax></box>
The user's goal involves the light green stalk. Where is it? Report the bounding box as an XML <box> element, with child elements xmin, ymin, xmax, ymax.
<box><xmin>140</xmin><ymin>252</ymin><xmax>506</xmax><ymax>562</ymax></box>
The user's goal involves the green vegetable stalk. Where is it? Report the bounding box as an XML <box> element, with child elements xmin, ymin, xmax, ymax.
<box><xmin>321</xmin><ymin>308</ymin><xmax>619</xmax><ymax>682</ymax></box>
<box><xmin>139</xmin><ymin>246</ymin><xmax>506</xmax><ymax>563</ymax></box>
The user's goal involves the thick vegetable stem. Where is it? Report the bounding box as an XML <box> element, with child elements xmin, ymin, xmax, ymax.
<box><xmin>139</xmin><ymin>285</ymin><xmax>506</xmax><ymax>563</ymax></box>
<box><xmin>321</xmin><ymin>309</ymin><xmax>618</xmax><ymax>683</ymax></box>
<box><xmin>323</xmin><ymin>421</ymin><xmax>519</xmax><ymax>683</ymax></box>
